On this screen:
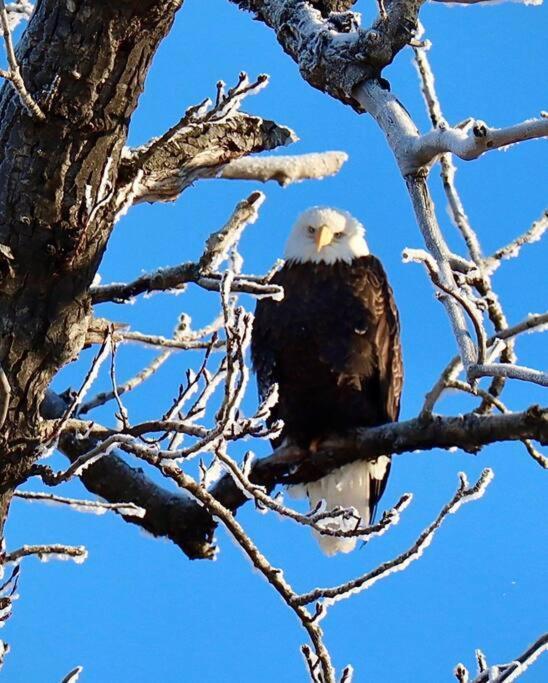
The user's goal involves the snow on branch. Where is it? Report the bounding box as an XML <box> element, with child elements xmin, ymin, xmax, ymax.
<box><xmin>3</xmin><ymin>544</ymin><xmax>88</xmax><ymax>564</ymax></box>
<box><xmin>220</xmin><ymin>151</ymin><xmax>348</xmax><ymax>186</ymax></box>
<box><xmin>231</xmin><ymin>0</ymin><xmax>425</xmax><ymax>105</ymax></box>
<box><xmin>0</xmin><ymin>0</ymin><xmax>44</xmax><ymax>119</ymax></box>
<box><xmin>91</xmin><ymin>193</ymin><xmax>282</xmax><ymax>305</ymax></box>
<box><xmin>468</xmin><ymin>362</ymin><xmax>548</xmax><ymax>388</ymax></box>
<box><xmin>410</xmin><ymin>116</ymin><xmax>548</xmax><ymax>168</ymax></box>
<box><xmin>483</xmin><ymin>209</ymin><xmax>548</xmax><ymax>274</ymax></box>
<box><xmin>468</xmin><ymin>633</ymin><xmax>548</xmax><ymax>683</ymax></box>
<box><xmin>14</xmin><ymin>490</ymin><xmax>146</xmax><ymax>518</ymax></box>
<box><xmin>115</xmin><ymin>74</ymin><xmax>295</xmax><ymax>207</ymax></box>
<box><xmin>293</xmin><ymin>469</ymin><xmax>493</xmax><ymax>608</ymax></box>
<box><xmin>4</xmin><ymin>1</ymin><xmax>32</xmax><ymax>29</ymax></box>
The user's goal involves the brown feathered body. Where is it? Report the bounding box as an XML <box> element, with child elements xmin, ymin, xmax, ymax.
<box><xmin>251</xmin><ymin>255</ymin><xmax>403</xmax><ymax>554</ymax></box>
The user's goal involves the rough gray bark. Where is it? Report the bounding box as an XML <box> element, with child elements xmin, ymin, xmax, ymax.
<box><xmin>0</xmin><ymin>2</ymin><xmax>292</xmax><ymax>527</ymax></box>
<box><xmin>0</xmin><ymin>1</ymin><xmax>184</xmax><ymax>495</ymax></box>
<box><xmin>46</xmin><ymin>402</ymin><xmax>546</xmax><ymax>560</ymax></box>
<box><xmin>230</xmin><ymin>0</ymin><xmax>424</xmax><ymax>105</ymax></box>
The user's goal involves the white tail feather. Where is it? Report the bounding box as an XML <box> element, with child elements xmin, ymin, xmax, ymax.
<box><xmin>289</xmin><ymin>458</ymin><xmax>390</xmax><ymax>556</ymax></box>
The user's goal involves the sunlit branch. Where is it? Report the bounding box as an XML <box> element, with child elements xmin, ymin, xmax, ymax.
<box><xmin>293</xmin><ymin>470</ymin><xmax>493</xmax><ymax>608</ymax></box>
<box><xmin>220</xmin><ymin>151</ymin><xmax>348</xmax><ymax>186</ymax></box>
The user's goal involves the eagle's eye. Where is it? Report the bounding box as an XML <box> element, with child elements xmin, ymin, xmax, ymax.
<box><xmin>307</xmin><ymin>225</ymin><xmax>315</xmax><ymax>235</ymax></box>
<box><xmin>334</xmin><ymin>232</ymin><xmax>344</xmax><ymax>240</ymax></box>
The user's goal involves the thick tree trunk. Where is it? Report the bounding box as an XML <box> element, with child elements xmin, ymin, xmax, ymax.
<box><xmin>0</xmin><ymin>1</ymin><xmax>183</xmax><ymax>498</ymax></box>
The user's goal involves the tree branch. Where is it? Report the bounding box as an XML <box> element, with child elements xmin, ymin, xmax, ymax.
<box><xmin>470</xmin><ymin>633</ymin><xmax>548</xmax><ymax>683</ymax></box>
<box><xmin>230</xmin><ymin>0</ymin><xmax>425</xmax><ymax>106</ymax></box>
<box><xmin>116</xmin><ymin>74</ymin><xmax>295</xmax><ymax>206</ymax></box>
<box><xmin>220</xmin><ymin>151</ymin><xmax>348</xmax><ymax>185</ymax></box>
<box><xmin>40</xmin><ymin>392</ymin><xmax>218</xmax><ymax>560</ymax></box>
<box><xmin>208</xmin><ymin>407</ymin><xmax>546</xmax><ymax>514</ymax></box>
<box><xmin>91</xmin><ymin>192</ymin><xmax>282</xmax><ymax>305</ymax></box>
<box><xmin>410</xmin><ymin>116</ymin><xmax>548</xmax><ymax>167</ymax></box>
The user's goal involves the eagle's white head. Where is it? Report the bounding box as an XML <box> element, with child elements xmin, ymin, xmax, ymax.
<box><xmin>284</xmin><ymin>207</ymin><xmax>369</xmax><ymax>265</ymax></box>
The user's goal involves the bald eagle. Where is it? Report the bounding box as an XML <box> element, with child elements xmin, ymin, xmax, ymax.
<box><xmin>251</xmin><ymin>207</ymin><xmax>403</xmax><ymax>555</ymax></box>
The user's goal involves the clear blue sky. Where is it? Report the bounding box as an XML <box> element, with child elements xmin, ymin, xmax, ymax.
<box><xmin>6</xmin><ymin>1</ymin><xmax>547</xmax><ymax>681</ymax></box>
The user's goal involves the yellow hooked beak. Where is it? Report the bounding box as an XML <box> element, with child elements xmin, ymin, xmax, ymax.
<box><xmin>315</xmin><ymin>225</ymin><xmax>334</xmax><ymax>252</ymax></box>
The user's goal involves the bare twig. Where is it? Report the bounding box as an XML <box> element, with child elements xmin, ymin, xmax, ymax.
<box><xmin>446</xmin><ymin>380</ymin><xmax>547</xmax><ymax>468</ymax></box>
<box><xmin>468</xmin><ymin>363</ymin><xmax>548</xmax><ymax>388</ymax></box>
<box><xmin>470</xmin><ymin>633</ymin><xmax>548</xmax><ymax>683</ymax></box>
<box><xmin>3</xmin><ymin>544</ymin><xmax>87</xmax><ymax>564</ymax></box>
<box><xmin>14</xmin><ymin>490</ymin><xmax>146</xmax><ymax>517</ymax></box>
<box><xmin>0</xmin><ymin>0</ymin><xmax>45</xmax><ymax>119</ymax></box>
<box><xmin>117</xmin><ymin>74</ymin><xmax>295</xmax><ymax>206</ymax></box>
<box><xmin>403</xmin><ymin>248</ymin><xmax>487</xmax><ymax>364</ymax></box>
<box><xmin>92</xmin><ymin>194</ymin><xmax>282</xmax><ymax>305</ymax></box>
<box><xmin>44</xmin><ymin>335</ymin><xmax>111</xmax><ymax>447</ymax></box>
<box><xmin>61</xmin><ymin>666</ymin><xmax>84</xmax><ymax>683</ymax></box>
<box><xmin>484</xmin><ymin>209</ymin><xmax>548</xmax><ymax>274</ymax></box>
<box><xmin>423</xmin><ymin>313</ymin><xmax>548</xmax><ymax>413</ymax></box>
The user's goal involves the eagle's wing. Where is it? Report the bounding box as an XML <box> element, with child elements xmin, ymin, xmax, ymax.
<box><xmin>319</xmin><ymin>256</ymin><xmax>403</xmax><ymax>522</ymax></box>
<box><xmin>317</xmin><ymin>256</ymin><xmax>403</xmax><ymax>424</ymax></box>
<box><xmin>250</xmin><ymin>296</ymin><xmax>278</xmax><ymax>406</ymax></box>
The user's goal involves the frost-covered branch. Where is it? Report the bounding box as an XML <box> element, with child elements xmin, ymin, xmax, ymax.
<box><xmin>468</xmin><ymin>363</ymin><xmax>548</xmax><ymax>388</ymax></box>
<box><xmin>4</xmin><ymin>1</ymin><xmax>33</xmax><ymax>29</ymax></box>
<box><xmin>3</xmin><ymin>544</ymin><xmax>87</xmax><ymax>564</ymax></box>
<box><xmin>92</xmin><ymin>193</ymin><xmax>281</xmax><ymax>305</ymax></box>
<box><xmin>0</xmin><ymin>0</ymin><xmax>44</xmax><ymax>120</ymax></box>
<box><xmin>423</xmin><ymin>312</ymin><xmax>548</xmax><ymax>413</ymax></box>
<box><xmin>469</xmin><ymin>633</ymin><xmax>548</xmax><ymax>683</ymax></box>
<box><xmin>355</xmin><ymin>80</ymin><xmax>478</xmax><ymax>370</ymax></box>
<box><xmin>14</xmin><ymin>490</ymin><xmax>146</xmax><ymax>518</ymax></box>
<box><xmin>402</xmin><ymin>247</ymin><xmax>487</xmax><ymax>364</ymax></box>
<box><xmin>293</xmin><ymin>470</ymin><xmax>493</xmax><ymax>607</ymax></box>
<box><xmin>410</xmin><ymin>116</ymin><xmax>548</xmax><ymax>168</ymax></box>
<box><xmin>116</xmin><ymin>74</ymin><xmax>295</xmax><ymax>206</ymax></box>
<box><xmin>230</xmin><ymin>0</ymin><xmax>425</xmax><ymax>105</ymax></box>
<box><xmin>446</xmin><ymin>380</ymin><xmax>547</xmax><ymax>468</ymax></box>
<box><xmin>220</xmin><ymin>151</ymin><xmax>348</xmax><ymax>186</ymax></box>
<box><xmin>483</xmin><ymin>209</ymin><xmax>548</xmax><ymax>275</ymax></box>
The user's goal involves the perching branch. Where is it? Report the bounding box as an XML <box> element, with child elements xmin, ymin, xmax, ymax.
<box><xmin>209</xmin><ymin>408</ymin><xmax>546</xmax><ymax>513</ymax></box>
